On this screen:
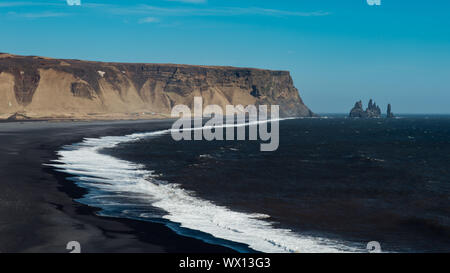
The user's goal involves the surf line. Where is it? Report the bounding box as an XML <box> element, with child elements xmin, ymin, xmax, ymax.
<box><xmin>48</xmin><ymin>117</ymin><xmax>362</xmax><ymax>253</ymax></box>
<box><xmin>171</xmin><ymin>97</ymin><xmax>282</xmax><ymax>152</ymax></box>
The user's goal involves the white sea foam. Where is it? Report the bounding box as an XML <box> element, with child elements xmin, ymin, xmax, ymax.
<box><xmin>49</xmin><ymin>119</ymin><xmax>363</xmax><ymax>253</ymax></box>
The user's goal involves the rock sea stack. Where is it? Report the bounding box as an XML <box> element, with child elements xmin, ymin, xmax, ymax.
<box><xmin>349</xmin><ymin>99</ymin><xmax>384</xmax><ymax>118</ymax></box>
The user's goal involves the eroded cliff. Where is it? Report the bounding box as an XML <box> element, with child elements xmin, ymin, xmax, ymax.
<box><xmin>0</xmin><ymin>53</ymin><xmax>313</xmax><ymax>120</ymax></box>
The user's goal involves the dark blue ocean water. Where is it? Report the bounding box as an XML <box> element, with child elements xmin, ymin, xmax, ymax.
<box><xmin>56</xmin><ymin>115</ymin><xmax>450</xmax><ymax>252</ymax></box>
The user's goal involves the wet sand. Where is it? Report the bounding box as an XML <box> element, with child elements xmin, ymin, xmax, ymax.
<box><xmin>0</xmin><ymin>119</ymin><xmax>234</xmax><ymax>253</ymax></box>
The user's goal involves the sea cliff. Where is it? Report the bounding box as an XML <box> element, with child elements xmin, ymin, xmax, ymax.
<box><xmin>0</xmin><ymin>53</ymin><xmax>313</xmax><ymax>120</ymax></box>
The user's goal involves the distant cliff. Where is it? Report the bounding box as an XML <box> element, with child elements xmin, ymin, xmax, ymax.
<box><xmin>0</xmin><ymin>53</ymin><xmax>313</xmax><ymax>120</ymax></box>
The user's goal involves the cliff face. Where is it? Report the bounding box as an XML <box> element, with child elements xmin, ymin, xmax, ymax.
<box><xmin>0</xmin><ymin>53</ymin><xmax>313</xmax><ymax>120</ymax></box>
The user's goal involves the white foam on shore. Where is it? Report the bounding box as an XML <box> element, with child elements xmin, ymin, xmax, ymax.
<box><xmin>49</xmin><ymin>119</ymin><xmax>362</xmax><ymax>253</ymax></box>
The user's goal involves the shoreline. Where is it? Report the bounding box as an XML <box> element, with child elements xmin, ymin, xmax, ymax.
<box><xmin>0</xmin><ymin>119</ymin><xmax>235</xmax><ymax>253</ymax></box>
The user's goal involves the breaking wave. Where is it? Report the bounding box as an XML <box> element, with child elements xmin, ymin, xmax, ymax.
<box><xmin>49</xmin><ymin>119</ymin><xmax>362</xmax><ymax>253</ymax></box>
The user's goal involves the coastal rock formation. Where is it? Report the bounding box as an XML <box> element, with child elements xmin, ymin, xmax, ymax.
<box><xmin>6</xmin><ymin>112</ymin><xmax>31</xmax><ymax>121</ymax></box>
<box><xmin>366</xmin><ymin>99</ymin><xmax>382</xmax><ymax>118</ymax></box>
<box><xmin>349</xmin><ymin>99</ymin><xmax>382</xmax><ymax>118</ymax></box>
<box><xmin>0</xmin><ymin>53</ymin><xmax>314</xmax><ymax>120</ymax></box>
<box><xmin>349</xmin><ymin>100</ymin><xmax>366</xmax><ymax>118</ymax></box>
<box><xmin>387</xmin><ymin>104</ymin><xmax>395</xmax><ymax>118</ymax></box>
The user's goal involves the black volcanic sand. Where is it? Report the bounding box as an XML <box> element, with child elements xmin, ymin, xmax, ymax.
<box><xmin>0</xmin><ymin>119</ymin><xmax>235</xmax><ymax>253</ymax></box>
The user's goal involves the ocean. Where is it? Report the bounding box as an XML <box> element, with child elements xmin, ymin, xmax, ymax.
<box><xmin>51</xmin><ymin>115</ymin><xmax>450</xmax><ymax>253</ymax></box>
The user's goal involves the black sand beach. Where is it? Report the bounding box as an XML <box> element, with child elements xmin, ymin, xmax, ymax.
<box><xmin>0</xmin><ymin>119</ymin><xmax>234</xmax><ymax>253</ymax></box>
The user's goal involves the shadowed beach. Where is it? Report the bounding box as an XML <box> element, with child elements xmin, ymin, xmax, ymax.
<box><xmin>0</xmin><ymin>119</ymin><xmax>235</xmax><ymax>253</ymax></box>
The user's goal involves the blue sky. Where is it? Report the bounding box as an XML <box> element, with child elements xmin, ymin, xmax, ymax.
<box><xmin>1</xmin><ymin>0</ymin><xmax>449</xmax><ymax>113</ymax></box>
